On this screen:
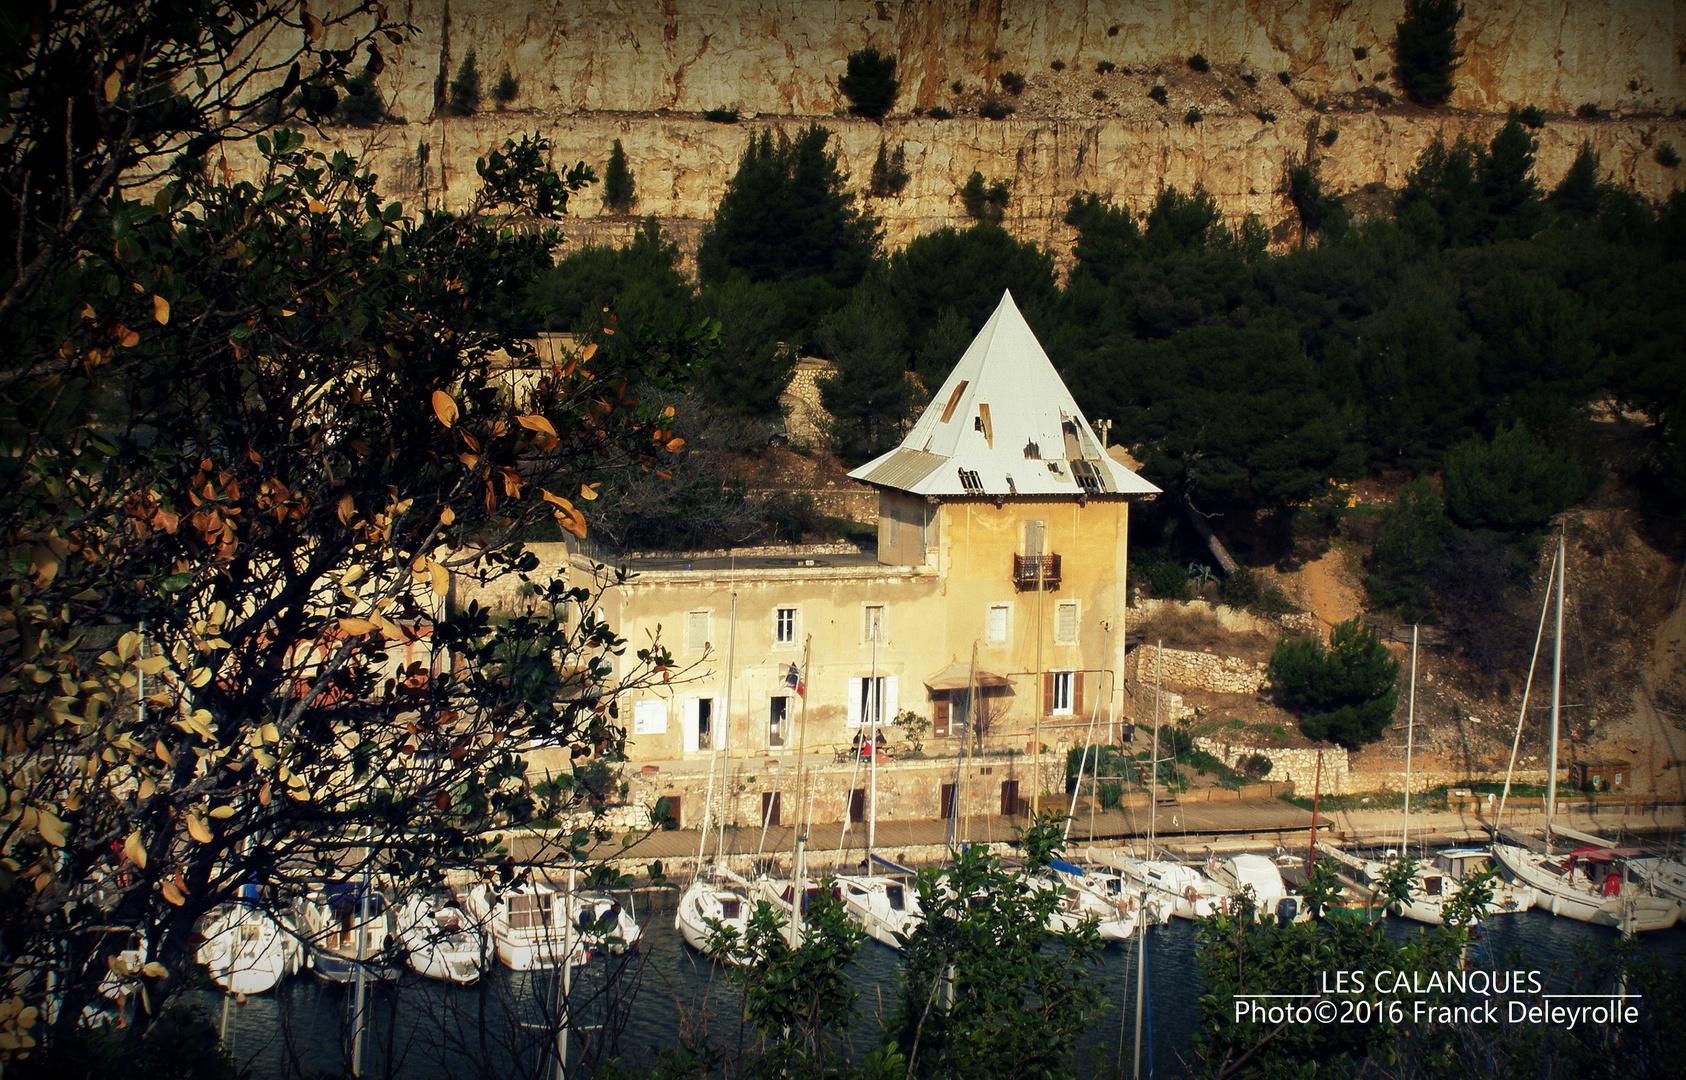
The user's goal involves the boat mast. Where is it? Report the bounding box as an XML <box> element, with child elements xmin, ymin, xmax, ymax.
<box><xmin>1402</xmin><ymin>624</ymin><xmax>1417</xmax><ymax>855</ymax></box>
<box><xmin>716</xmin><ymin>593</ymin><xmax>738</xmax><ymax>869</ymax></box>
<box><xmin>1066</xmin><ymin>623</ymin><xmax>1110</xmax><ymax>840</ymax></box>
<box><xmin>868</xmin><ymin>620</ymin><xmax>879</xmax><ymax>864</ymax></box>
<box><xmin>948</xmin><ymin>642</ymin><xmax>978</xmax><ymax>850</ymax></box>
<box><xmin>1148</xmin><ymin>640</ymin><xmax>1161</xmax><ymax>856</ymax></box>
<box><xmin>1496</xmin><ymin>545</ymin><xmax>1557</xmax><ymax>824</ymax></box>
<box><xmin>1546</xmin><ymin>532</ymin><xmax>1565</xmax><ymax>854</ymax></box>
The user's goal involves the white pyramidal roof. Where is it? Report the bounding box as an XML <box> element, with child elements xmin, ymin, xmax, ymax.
<box><xmin>849</xmin><ymin>291</ymin><xmax>1161</xmax><ymax>499</ymax></box>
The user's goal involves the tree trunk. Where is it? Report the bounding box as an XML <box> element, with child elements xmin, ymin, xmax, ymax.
<box><xmin>1179</xmin><ymin>492</ymin><xmax>1239</xmax><ymax>576</ymax></box>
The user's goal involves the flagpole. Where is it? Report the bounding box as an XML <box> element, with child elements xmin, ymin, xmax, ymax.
<box><xmin>793</xmin><ymin>637</ymin><xmax>811</xmax><ymax>843</ymax></box>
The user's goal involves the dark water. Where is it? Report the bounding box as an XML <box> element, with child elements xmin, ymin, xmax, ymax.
<box><xmin>197</xmin><ymin>895</ymin><xmax>1686</xmax><ymax>1079</ymax></box>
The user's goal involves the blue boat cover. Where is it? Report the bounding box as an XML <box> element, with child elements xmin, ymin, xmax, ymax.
<box><xmin>871</xmin><ymin>854</ymin><xmax>918</xmax><ymax>876</ymax></box>
<box><xmin>1048</xmin><ymin>858</ymin><xmax>1085</xmax><ymax>877</ymax></box>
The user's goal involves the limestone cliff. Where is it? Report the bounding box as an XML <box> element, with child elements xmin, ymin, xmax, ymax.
<box><xmin>267</xmin><ymin>1</ymin><xmax>1686</xmax><ymax>252</ymax></box>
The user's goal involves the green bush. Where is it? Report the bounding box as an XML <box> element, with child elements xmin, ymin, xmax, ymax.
<box><xmin>1516</xmin><ymin>104</ymin><xmax>1546</xmax><ymax>128</ymax></box>
<box><xmin>1184</xmin><ymin>107</ymin><xmax>1204</xmax><ymax>125</ymax></box>
<box><xmin>1097</xmin><ymin>781</ymin><xmax>1123</xmax><ymax>809</ymax></box>
<box><xmin>959</xmin><ymin>171</ymin><xmax>1011</xmax><ymax>222</ymax></box>
<box><xmin>1148</xmin><ymin>84</ymin><xmax>1168</xmax><ymax>103</ymax></box>
<box><xmin>1188</xmin><ymin>53</ymin><xmax>1210</xmax><ymax>73</ymax></box>
<box><xmin>999</xmin><ymin>71</ymin><xmax>1026</xmax><ymax>95</ymax></box>
<box><xmin>840</xmin><ymin>47</ymin><xmax>899</xmax><ymax>119</ymax></box>
<box><xmin>1656</xmin><ymin>143</ymin><xmax>1681</xmax><ymax>168</ymax></box>
<box><xmin>1050</xmin><ymin>60</ymin><xmax>1066</xmax><ymax>72</ymax></box>
<box><xmin>978</xmin><ymin>97</ymin><xmax>1015</xmax><ymax>120</ymax></box>
<box><xmin>702</xmin><ymin>107</ymin><xmax>740</xmax><ymax>123</ymax></box>
<box><xmin>928</xmin><ymin>105</ymin><xmax>954</xmax><ymax>120</ymax></box>
<box><xmin>1092</xmin><ymin>89</ymin><xmax>1108</xmax><ymax>101</ymax></box>
<box><xmin>1442</xmin><ymin>424</ymin><xmax>1586</xmax><ymax>532</ymax></box>
<box><xmin>868</xmin><ymin>140</ymin><xmax>910</xmax><ymax>197</ymax></box>
<box><xmin>447</xmin><ymin>49</ymin><xmax>480</xmax><ymax>115</ymax></box>
<box><xmin>1255</xmin><ymin>109</ymin><xmax>1277</xmax><ymax>122</ymax></box>
<box><xmin>1148</xmin><ymin>560</ymin><xmax>1192</xmax><ymax>601</ymax></box>
<box><xmin>1576</xmin><ymin>102</ymin><xmax>1600</xmax><ymax>118</ymax></box>
<box><xmin>1237</xmin><ymin>753</ymin><xmax>1274</xmax><ymax>779</ymax></box>
<box><xmin>1269</xmin><ymin>618</ymin><xmax>1401</xmax><ymax>747</ymax></box>
<box><xmin>1319</xmin><ymin>128</ymin><xmax>1339</xmax><ymax>146</ymax></box>
<box><xmin>492</xmin><ymin>64</ymin><xmax>519</xmax><ymax>107</ymax></box>
<box><xmin>1096</xmin><ymin>61</ymin><xmax>1116</xmax><ymax>74</ymax></box>
<box><xmin>602</xmin><ymin>139</ymin><xmax>636</xmax><ymax>213</ymax></box>
<box><xmin>1395</xmin><ymin>0</ymin><xmax>1464</xmax><ymax>107</ymax></box>
<box><xmin>1366</xmin><ymin>478</ymin><xmax>1450</xmax><ymax>615</ymax></box>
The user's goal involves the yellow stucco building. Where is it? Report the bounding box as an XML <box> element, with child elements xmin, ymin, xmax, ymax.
<box><xmin>583</xmin><ymin>292</ymin><xmax>1159</xmax><ymax>820</ymax></box>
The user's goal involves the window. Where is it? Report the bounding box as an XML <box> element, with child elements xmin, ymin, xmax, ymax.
<box><xmin>847</xmin><ymin>675</ymin><xmax>898</xmax><ymax>726</ymax></box>
<box><xmin>769</xmin><ymin>696</ymin><xmax>788</xmax><ymax>747</ymax></box>
<box><xmin>775</xmin><ymin>607</ymin><xmax>797</xmax><ymax>646</ymax></box>
<box><xmin>863</xmin><ymin>604</ymin><xmax>885</xmax><ymax>643</ymax></box>
<box><xmin>1055</xmin><ymin>600</ymin><xmax>1079</xmax><ymax>644</ymax></box>
<box><xmin>958</xmin><ymin>468</ymin><xmax>983</xmax><ymax>492</ymax></box>
<box><xmin>1024</xmin><ymin>519</ymin><xmax>1045</xmax><ymax>556</ymax></box>
<box><xmin>686</xmin><ymin>610</ymin><xmax>710</xmax><ymax>653</ymax></box>
<box><xmin>507</xmin><ymin>892</ymin><xmax>553</xmax><ymax>930</ymax></box>
<box><xmin>1047</xmin><ymin>671</ymin><xmax>1076</xmax><ymax>716</ymax></box>
<box><xmin>986</xmin><ymin>604</ymin><xmax>1011</xmax><ymax>645</ymax></box>
<box><xmin>1071</xmin><ymin>458</ymin><xmax>1104</xmax><ymax>493</ymax></box>
<box><xmin>696</xmin><ymin>698</ymin><xmax>713</xmax><ymax>750</ymax></box>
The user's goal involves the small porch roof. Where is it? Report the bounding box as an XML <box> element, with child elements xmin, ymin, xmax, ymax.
<box><xmin>924</xmin><ymin>663</ymin><xmax>1014</xmax><ymax>691</ymax></box>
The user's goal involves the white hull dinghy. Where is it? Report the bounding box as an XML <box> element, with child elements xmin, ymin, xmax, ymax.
<box><xmin>462</xmin><ymin>881</ymin><xmax>592</xmax><ymax>970</ymax></box>
<box><xmin>1494</xmin><ymin>844</ymin><xmax>1680</xmax><ymax>931</ymax></box>
<box><xmin>675</xmin><ymin>868</ymin><xmax>754</xmax><ymax>962</ymax></box>
<box><xmin>396</xmin><ymin>893</ymin><xmax>484</xmax><ymax>984</ymax></box>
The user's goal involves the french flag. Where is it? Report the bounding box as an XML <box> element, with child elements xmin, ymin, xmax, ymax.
<box><xmin>785</xmin><ymin>662</ymin><xmax>804</xmax><ymax>697</ymax></box>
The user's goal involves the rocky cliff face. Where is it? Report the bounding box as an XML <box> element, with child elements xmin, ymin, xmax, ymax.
<box><xmin>267</xmin><ymin>1</ymin><xmax>1685</xmax><ymax>252</ymax></box>
<box><xmin>341</xmin><ymin>1</ymin><xmax>1683</xmax><ymax>120</ymax></box>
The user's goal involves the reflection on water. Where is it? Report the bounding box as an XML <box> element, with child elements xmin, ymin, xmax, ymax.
<box><xmin>196</xmin><ymin>893</ymin><xmax>1685</xmax><ymax>1079</ymax></box>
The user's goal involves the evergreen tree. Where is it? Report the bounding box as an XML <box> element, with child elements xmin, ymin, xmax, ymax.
<box><xmin>1063</xmin><ymin>192</ymin><xmax>1142</xmax><ymax>286</ymax></box>
<box><xmin>696</xmin><ymin>125</ymin><xmax>881</xmax><ymax>289</ymax></box>
<box><xmin>1143</xmin><ymin>184</ymin><xmax>1223</xmax><ymax>254</ymax></box>
<box><xmin>694</xmin><ymin>277</ymin><xmax>801</xmax><ymax>421</ymax></box>
<box><xmin>839</xmin><ymin>46</ymin><xmax>899</xmax><ymax>119</ymax></box>
<box><xmin>1442</xmin><ymin>424</ymin><xmax>1586</xmax><ymax>532</ymax></box>
<box><xmin>526</xmin><ymin>218</ymin><xmax>692</xmax><ymax>337</ymax></box>
<box><xmin>1269</xmin><ymin>619</ymin><xmax>1401</xmax><ymax>747</ymax></box>
<box><xmin>1551</xmin><ymin>141</ymin><xmax>1610</xmax><ymax>219</ymax></box>
<box><xmin>1395</xmin><ymin>0</ymin><xmax>1464</xmax><ymax>107</ymax></box>
<box><xmin>958</xmin><ymin>170</ymin><xmax>1010</xmax><ymax>223</ymax></box>
<box><xmin>447</xmin><ymin>49</ymin><xmax>481</xmax><ymax>115</ymax></box>
<box><xmin>1480</xmin><ymin>118</ymin><xmax>1543</xmax><ymax>240</ymax></box>
<box><xmin>867</xmin><ymin>139</ymin><xmax>909</xmax><ymax>197</ymax></box>
<box><xmin>1365</xmin><ymin>478</ymin><xmax>1451</xmax><ymax>617</ymax></box>
<box><xmin>602</xmin><ymin>138</ymin><xmax>637</xmax><ymax>213</ymax></box>
<box><xmin>1396</xmin><ymin>136</ymin><xmax>1484</xmax><ymax>246</ymax></box>
<box><xmin>492</xmin><ymin>64</ymin><xmax>519</xmax><ymax>108</ymax></box>
<box><xmin>1286</xmin><ymin>158</ymin><xmax>1349</xmax><ymax>244</ymax></box>
<box><xmin>817</xmin><ymin>283</ymin><xmax>916</xmax><ymax>462</ymax></box>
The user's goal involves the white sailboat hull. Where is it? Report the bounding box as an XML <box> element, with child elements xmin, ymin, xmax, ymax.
<box><xmin>675</xmin><ymin>877</ymin><xmax>752</xmax><ymax>962</ymax></box>
<box><xmin>838</xmin><ymin>876</ymin><xmax>923</xmax><ymax>948</ymax></box>
<box><xmin>197</xmin><ymin>905</ymin><xmax>302</xmax><ymax>994</ymax></box>
<box><xmin>1494</xmin><ymin>845</ymin><xmax>1681</xmax><ymax>931</ymax></box>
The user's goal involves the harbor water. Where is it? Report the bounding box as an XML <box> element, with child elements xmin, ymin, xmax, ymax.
<box><xmin>196</xmin><ymin>890</ymin><xmax>1686</xmax><ymax>1079</ymax></box>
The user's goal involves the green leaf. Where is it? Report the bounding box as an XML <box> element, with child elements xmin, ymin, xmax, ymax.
<box><xmin>160</xmin><ymin>573</ymin><xmax>191</xmax><ymax>593</ymax></box>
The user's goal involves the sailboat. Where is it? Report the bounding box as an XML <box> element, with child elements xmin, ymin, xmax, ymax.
<box><xmin>840</xmin><ymin>860</ymin><xmax>925</xmax><ymax>947</ymax></box>
<box><xmin>1492</xmin><ymin>534</ymin><xmax>1682</xmax><ymax>931</ymax></box>
<box><xmin>196</xmin><ymin>884</ymin><xmax>304</xmax><ymax>994</ymax></box>
<box><xmin>674</xmin><ymin>593</ymin><xmax>755</xmax><ymax>960</ymax></box>
<box><xmin>1086</xmin><ymin>849</ymin><xmax>1232</xmax><ymax>920</ymax></box>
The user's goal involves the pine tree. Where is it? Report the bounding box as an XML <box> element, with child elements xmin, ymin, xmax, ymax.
<box><xmin>867</xmin><ymin>140</ymin><xmax>909</xmax><ymax>198</ymax></box>
<box><xmin>817</xmin><ymin>284</ymin><xmax>916</xmax><ymax>463</ymax></box>
<box><xmin>958</xmin><ymin>171</ymin><xmax>1009</xmax><ymax>223</ymax></box>
<box><xmin>696</xmin><ymin>125</ymin><xmax>880</xmax><ymax>289</ymax></box>
<box><xmin>1551</xmin><ymin>141</ymin><xmax>1608</xmax><ymax>219</ymax></box>
<box><xmin>1395</xmin><ymin>0</ymin><xmax>1464</xmax><ymax>107</ymax></box>
<box><xmin>839</xmin><ymin>47</ymin><xmax>898</xmax><ymax>120</ymax></box>
<box><xmin>492</xmin><ymin>64</ymin><xmax>519</xmax><ymax>108</ymax></box>
<box><xmin>603</xmin><ymin>139</ymin><xmax>637</xmax><ymax>213</ymax></box>
<box><xmin>447</xmin><ymin>49</ymin><xmax>481</xmax><ymax>116</ymax></box>
<box><xmin>1481</xmin><ymin>118</ymin><xmax>1543</xmax><ymax>240</ymax></box>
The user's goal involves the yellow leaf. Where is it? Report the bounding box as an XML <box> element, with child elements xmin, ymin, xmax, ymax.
<box><xmin>29</xmin><ymin>544</ymin><xmax>58</xmax><ymax>586</ymax></box>
<box><xmin>257</xmin><ymin>783</ymin><xmax>271</xmax><ymax>806</ymax></box>
<box><xmin>580</xmin><ymin>342</ymin><xmax>598</xmax><ymax>362</ymax></box>
<box><xmin>135</xmin><ymin>655</ymin><xmax>169</xmax><ymax>676</ymax></box>
<box><xmin>260</xmin><ymin>722</ymin><xmax>279</xmax><ymax>743</ymax></box>
<box><xmin>137</xmin><ymin>778</ymin><xmax>155</xmax><ymax>802</ymax></box>
<box><xmin>34</xmin><ymin>809</ymin><xmax>66</xmax><ymax>847</ymax></box>
<box><xmin>161</xmin><ymin>881</ymin><xmax>185</xmax><ymax>906</ymax></box>
<box><xmin>338</xmin><ymin>617</ymin><xmax>375</xmax><ymax>636</ymax></box>
<box><xmin>118</xmin><ymin>326</ymin><xmax>139</xmax><ymax>348</ymax></box>
<box><xmin>371</xmin><ymin>614</ymin><xmax>401</xmax><ymax>638</ymax></box>
<box><xmin>540</xmin><ymin>489</ymin><xmax>574</xmax><ymax>512</ymax></box>
<box><xmin>428</xmin><ymin>560</ymin><xmax>449</xmax><ymax>596</ymax></box>
<box><xmin>517</xmin><ymin>414</ymin><xmax>558</xmax><ymax>437</ymax></box>
<box><xmin>431</xmin><ymin>390</ymin><xmax>458</xmax><ymax>428</ymax></box>
<box><xmin>208</xmin><ymin>805</ymin><xmax>235</xmax><ymax>819</ymax></box>
<box><xmin>188</xmin><ymin>666</ymin><xmax>211</xmax><ymax>688</ymax></box>
<box><xmin>556</xmin><ymin>504</ymin><xmax>588</xmax><ymax>540</ymax></box>
<box><xmin>141</xmin><ymin>962</ymin><xmax>168</xmax><ymax>978</ymax></box>
<box><xmin>337</xmin><ymin>492</ymin><xmax>355</xmax><ymax>524</ymax></box>
<box><xmin>124</xmin><ymin>830</ymin><xmax>148</xmax><ymax>868</ymax></box>
<box><xmin>579</xmin><ymin>483</ymin><xmax>600</xmax><ymax>501</ymax></box>
<box><xmin>152</xmin><ymin>294</ymin><xmax>170</xmax><ymax>325</ymax></box>
<box><xmin>103</xmin><ymin>70</ymin><xmax>122</xmax><ymax>101</ymax></box>
<box><xmin>308</xmin><ymin>199</ymin><xmax>326</xmax><ymax>213</ymax></box>
<box><xmin>666</xmin><ymin>437</ymin><xmax>686</xmax><ymax>452</ymax></box>
<box><xmin>438</xmin><ymin>505</ymin><xmax>455</xmax><ymax>526</ymax></box>
<box><xmin>185</xmin><ymin>813</ymin><xmax>212</xmax><ymax>844</ymax></box>
<box><xmin>155</xmin><ymin>739</ymin><xmax>174</xmax><ymax>766</ymax></box>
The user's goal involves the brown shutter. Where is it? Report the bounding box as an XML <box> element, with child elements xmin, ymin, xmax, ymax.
<box><xmin>933</xmin><ymin>697</ymin><xmax>950</xmax><ymax>738</ymax></box>
<box><xmin>1073</xmin><ymin>671</ymin><xmax>1084</xmax><ymax>717</ymax></box>
<box><xmin>1044</xmin><ymin>673</ymin><xmax>1055</xmax><ymax>716</ymax></box>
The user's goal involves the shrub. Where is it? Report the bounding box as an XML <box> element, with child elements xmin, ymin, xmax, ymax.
<box><xmin>1238</xmin><ymin>753</ymin><xmax>1274</xmax><ymax>780</ymax></box>
<box><xmin>1516</xmin><ymin>104</ymin><xmax>1546</xmax><ymax>128</ymax></box>
<box><xmin>1107</xmin><ymin>24</ymin><xmax>1120</xmax><ymax>36</ymax></box>
<box><xmin>1050</xmin><ymin>60</ymin><xmax>1066</xmax><ymax>72</ymax></box>
<box><xmin>999</xmin><ymin>71</ymin><xmax>1026</xmax><ymax>95</ymax></box>
<box><xmin>1188</xmin><ymin>53</ymin><xmax>1210</xmax><ymax>73</ymax></box>
<box><xmin>1148</xmin><ymin>560</ymin><xmax>1192</xmax><ymax>601</ymax></box>
<box><xmin>1269</xmin><ymin>618</ymin><xmax>1401</xmax><ymax>747</ymax></box>
<box><xmin>867</xmin><ymin>140</ymin><xmax>910</xmax><ymax>197</ymax></box>
<box><xmin>986</xmin><ymin>48</ymin><xmax>1004</xmax><ymax>62</ymax></box>
<box><xmin>1657</xmin><ymin>143</ymin><xmax>1681</xmax><ymax>168</ymax></box>
<box><xmin>840</xmin><ymin>46</ymin><xmax>899</xmax><ymax>119</ymax></box>
<box><xmin>1092</xmin><ymin>89</ymin><xmax>1108</xmax><ymax>101</ymax></box>
<box><xmin>1097</xmin><ymin>781</ymin><xmax>1123</xmax><ymax>809</ymax></box>
<box><xmin>602</xmin><ymin>140</ymin><xmax>637</xmax><ymax>213</ymax></box>
<box><xmin>1148</xmin><ymin>84</ymin><xmax>1168</xmax><ymax>104</ymax></box>
<box><xmin>928</xmin><ymin>105</ymin><xmax>953</xmax><ymax>120</ymax></box>
<box><xmin>492</xmin><ymin>65</ymin><xmax>519</xmax><ymax>108</ymax></box>
<box><xmin>1255</xmin><ymin>109</ymin><xmax>1277</xmax><ymax>122</ymax></box>
<box><xmin>1442</xmin><ymin>424</ymin><xmax>1586</xmax><ymax>532</ymax></box>
<box><xmin>336</xmin><ymin>66</ymin><xmax>385</xmax><ymax>127</ymax></box>
<box><xmin>703</xmin><ymin>107</ymin><xmax>740</xmax><ymax>123</ymax></box>
<box><xmin>1576</xmin><ymin>102</ymin><xmax>1600</xmax><ymax>118</ymax></box>
<box><xmin>978</xmin><ymin>97</ymin><xmax>1015</xmax><ymax>120</ymax></box>
<box><xmin>1278</xmin><ymin>71</ymin><xmax>1293</xmax><ymax>86</ymax></box>
<box><xmin>959</xmin><ymin>170</ymin><xmax>1010</xmax><ymax>222</ymax></box>
<box><xmin>951</xmin><ymin>79</ymin><xmax>965</xmax><ymax>94</ymax></box>
<box><xmin>1096</xmin><ymin>61</ymin><xmax>1116</xmax><ymax>74</ymax></box>
<box><xmin>1353</xmin><ymin>46</ymin><xmax>1369</xmax><ymax>61</ymax></box>
<box><xmin>1395</xmin><ymin>0</ymin><xmax>1464</xmax><ymax>108</ymax></box>
<box><xmin>447</xmin><ymin>49</ymin><xmax>481</xmax><ymax>115</ymax></box>
<box><xmin>1184</xmin><ymin>107</ymin><xmax>1203</xmax><ymax>125</ymax></box>
<box><xmin>1219</xmin><ymin>567</ymin><xmax>1261</xmax><ymax>609</ymax></box>
<box><xmin>1241</xmin><ymin>71</ymin><xmax>1258</xmax><ymax>85</ymax></box>
<box><xmin>1319</xmin><ymin>127</ymin><xmax>1339</xmax><ymax>146</ymax></box>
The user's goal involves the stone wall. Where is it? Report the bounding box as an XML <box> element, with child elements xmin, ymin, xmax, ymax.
<box><xmin>1132</xmin><ymin>642</ymin><xmax>1268</xmax><ymax>695</ymax></box>
<box><xmin>1345</xmin><ymin>768</ymin><xmax>1554</xmax><ymax>793</ymax></box>
<box><xmin>1195</xmin><ymin>736</ymin><xmax>1351</xmax><ymax>793</ymax></box>
<box><xmin>781</xmin><ymin>358</ymin><xmax>835</xmax><ymax>448</ymax></box>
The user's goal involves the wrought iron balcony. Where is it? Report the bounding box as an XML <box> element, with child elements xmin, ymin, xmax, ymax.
<box><xmin>1012</xmin><ymin>554</ymin><xmax>1061</xmax><ymax>590</ymax></box>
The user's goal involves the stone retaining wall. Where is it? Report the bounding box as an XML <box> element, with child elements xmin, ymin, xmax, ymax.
<box><xmin>1132</xmin><ymin>643</ymin><xmax>1268</xmax><ymax>695</ymax></box>
<box><xmin>1195</xmin><ymin>737</ymin><xmax>1352</xmax><ymax>793</ymax></box>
